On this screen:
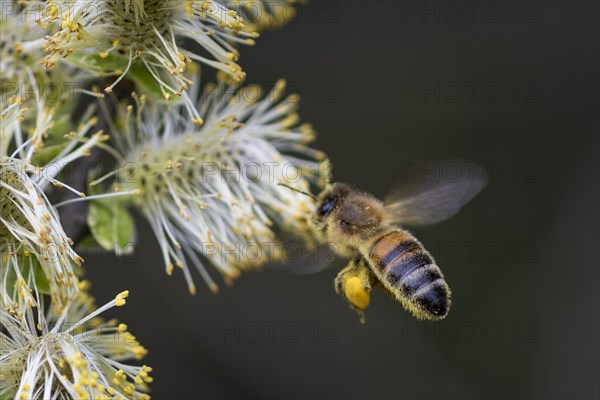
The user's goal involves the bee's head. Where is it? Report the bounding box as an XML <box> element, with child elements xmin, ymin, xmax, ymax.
<box><xmin>313</xmin><ymin>183</ymin><xmax>384</xmax><ymax>256</ymax></box>
<box><xmin>315</xmin><ymin>183</ymin><xmax>351</xmax><ymax>222</ymax></box>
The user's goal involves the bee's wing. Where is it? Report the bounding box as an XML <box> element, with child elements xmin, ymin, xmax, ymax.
<box><xmin>384</xmin><ymin>167</ymin><xmax>487</xmax><ymax>226</ymax></box>
<box><xmin>264</xmin><ymin>238</ymin><xmax>339</xmax><ymax>275</ymax></box>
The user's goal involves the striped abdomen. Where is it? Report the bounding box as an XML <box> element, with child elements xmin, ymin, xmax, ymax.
<box><xmin>368</xmin><ymin>230</ymin><xmax>450</xmax><ymax>319</ymax></box>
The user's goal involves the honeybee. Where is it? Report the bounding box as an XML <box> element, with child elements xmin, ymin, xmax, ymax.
<box><xmin>282</xmin><ymin>166</ymin><xmax>486</xmax><ymax>322</ymax></box>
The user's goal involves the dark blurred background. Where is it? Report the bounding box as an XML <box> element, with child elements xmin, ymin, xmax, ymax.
<box><xmin>85</xmin><ymin>1</ymin><xmax>599</xmax><ymax>399</ymax></box>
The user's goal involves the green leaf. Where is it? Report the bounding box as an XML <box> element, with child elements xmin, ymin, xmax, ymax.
<box><xmin>4</xmin><ymin>266</ymin><xmax>17</xmax><ymax>295</ymax></box>
<box><xmin>4</xmin><ymin>256</ymin><xmax>51</xmax><ymax>295</ymax></box>
<box><xmin>128</xmin><ymin>63</ymin><xmax>169</xmax><ymax>100</ymax></box>
<box><xmin>88</xmin><ymin>201</ymin><xmax>135</xmax><ymax>255</ymax></box>
<box><xmin>65</xmin><ymin>51</ymin><xmax>170</xmax><ymax>101</ymax></box>
<box><xmin>65</xmin><ymin>52</ymin><xmax>130</xmax><ymax>72</ymax></box>
<box><xmin>45</xmin><ymin>111</ymin><xmax>73</xmax><ymax>144</ymax></box>
<box><xmin>30</xmin><ymin>143</ymin><xmax>67</xmax><ymax>166</ymax></box>
<box><xmin>32</xmin><ymin>258</ymin><xmax>51</xmax><ymax>294</ymax></box>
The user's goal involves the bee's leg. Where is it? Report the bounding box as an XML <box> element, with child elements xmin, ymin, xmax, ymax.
<box><xmin>335</xmin><ymin>257</ymin><xmax>374</xmax><ymax>323</ymax></box>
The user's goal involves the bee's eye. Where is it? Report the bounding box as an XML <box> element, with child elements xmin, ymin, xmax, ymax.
<box><xmin>318</xmin><ymin>196</ymin><xmax>338</xmax><ymax>217</ymax></box>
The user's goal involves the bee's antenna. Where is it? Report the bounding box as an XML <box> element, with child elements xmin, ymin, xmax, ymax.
<box><xmin>277</xmin><ymin>183</ymin><xmax>318</xmax><ymax>200</ymax></box>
